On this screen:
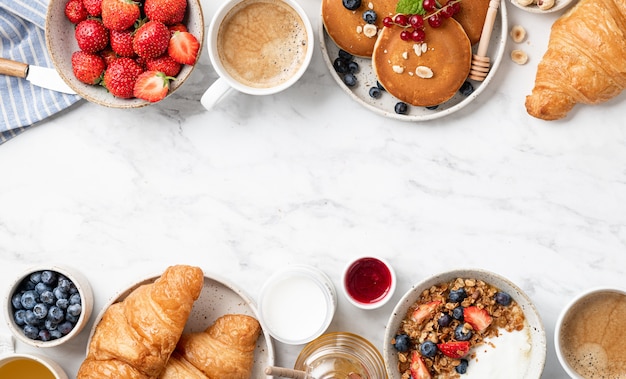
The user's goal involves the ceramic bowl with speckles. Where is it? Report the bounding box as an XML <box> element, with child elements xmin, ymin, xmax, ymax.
<box><xmin>45</xmin><ymin>0</ymin><xmax>204</xmax><ymax>108</ymax></box>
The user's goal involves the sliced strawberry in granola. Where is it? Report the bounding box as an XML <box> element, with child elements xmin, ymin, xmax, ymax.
<box><xmin>463</xmin><ymin>306</ymin><xmax>493</xmax><ymax>332</ymax></box>
<box><xmin>411</xmin><ymin>300</ymin><xmax>442</xmax><ymax>325</ymax></box>
<box><xmin>437</xmin><ymin>341</ymin><xmax>471</xmax><ymax>358</ymax></box>
<box><xmin>410</xmin><ymin>351</ymin><xmax>432</xmax><ymax>379</ymax></box>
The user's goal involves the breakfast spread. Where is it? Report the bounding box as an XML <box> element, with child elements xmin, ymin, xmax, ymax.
<box><xmin>64</xmin><ymin>0</ymin><xmax>200</xmax><ymax>102</ymax></box>
<box><xmin>525</xmin><ymin>0</ymin><xmax>626</xmax><ymax>120</ymax></box>
<box><xmin>390</xmin><ymin>277</ymin><xmax>527</xmax><ymax>378</ymax></box>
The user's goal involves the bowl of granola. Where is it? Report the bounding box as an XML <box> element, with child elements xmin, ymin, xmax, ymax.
<box><xmin>383</xmin><ymin>269</ymin><xmax>546</xmax><ymax>378</ymax></box>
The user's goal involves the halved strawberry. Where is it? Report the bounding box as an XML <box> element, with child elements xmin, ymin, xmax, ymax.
<box><xmin>410</xmin><ymin>351</ymin><xmax>432</xmax><ymax>379</ymax></box>
<box><xmin>101</xmin><ymin>0</ymin><xmax>140</xmax><ymax>31</ymax></box>
<box><xmin>463</xmin><ymin>306</ymin><xmax>492</xmax><ymax>332</ymax></box>
<box><xmin>168</xmin><ymin>31</ymin><xmax>199</xmax><ymax>65</ymax></box>
<box><xmin>133</xmin><ymin>70</ymin><xmax>174</xmax><ymax>102</ymax></box>
<box><xmin>437</xmin><ymin>341</ymin><xmax>470</xmax><ymax>358</ymax></box>
<box><xmin>410</xmin><ymin>301</ymin><xmax>441</xmax><ymax>325</ymax></box>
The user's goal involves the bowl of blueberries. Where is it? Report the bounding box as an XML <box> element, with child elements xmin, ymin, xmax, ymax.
<box><xmin>5</xmin><ymin>265</ymin><xmax>94</xmax><ymax>347</ymax></box>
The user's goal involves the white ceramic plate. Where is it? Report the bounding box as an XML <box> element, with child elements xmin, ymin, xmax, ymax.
<box><xmin>88</xmin><ymin>273</ymin><xmax>274</xmax><ymax>378</ymax></box>
<box><xmin>509</xmin><ymin>0</ymin><xmax>577</xmax><ymax>13</ymax></box>
<box><xmin>319</xmin><ymin>1</ymin><xmax>508</xmax><ymax>121</ymax></box>
<box><xmin>383</xmin><ymin>268</ymin><xmax>546</xmax><ymax>378</ymax></box>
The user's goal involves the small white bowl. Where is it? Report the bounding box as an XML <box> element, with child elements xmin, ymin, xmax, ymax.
<box><xmin>0</xmin><ymin>335</ymin><xmax>69</xmax><ymax>378</ymax></box>
<box><xmin>342</xmin><ymin>256</ymin><xmax>396</xmax><ymax>310</ymax></box>
<box><xmin>384</xmin><ymin>268</ymin><xmax>546</xmax><ymax>379</ymax></box>
<box><xmin>509</xmin><ymin>0</ymin><xmax>578</xmax><ymax>14</ymax></box>
<box><xmin>5</xmin><ymin>265</ymin><xmax>93</xmax><ymax>348</ymax></box>
<box><xmin>554</xmin><ymin>287</ymin><xmax>626</xmax><ymax>379</ymax></box>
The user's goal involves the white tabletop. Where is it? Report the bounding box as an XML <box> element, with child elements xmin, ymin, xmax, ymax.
<box><xmin>1</xmin><ymin>0</ymin><xmax>626</xmax><ymax>377</ymax></box>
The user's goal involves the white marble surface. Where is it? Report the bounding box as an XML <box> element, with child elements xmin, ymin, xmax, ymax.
<box><xmin>2</xmin><ymin>0</ymin><xmax>626</xmax><ymax>377</ymax></box>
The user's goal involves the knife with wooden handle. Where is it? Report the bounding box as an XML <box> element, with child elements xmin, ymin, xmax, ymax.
<box><xmin>0</xmin><ymin>57</ymin><xmax>77</xmax><ymax>95</ymax></box>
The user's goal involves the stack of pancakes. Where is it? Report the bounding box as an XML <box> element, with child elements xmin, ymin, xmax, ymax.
<box><xmin>322</xmin><ymin>0</ymin><xmax>491</xmax><ymax>107</ymax></box>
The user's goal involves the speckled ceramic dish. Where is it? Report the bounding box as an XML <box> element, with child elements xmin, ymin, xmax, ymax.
<box><xmin>383</xmin><ymin>268</ymin><xmax>546</xmax><ymax>378</ymax></box>
<box><xmin>45</xmin><ymin>0</ymin><xmax>204</xmax><ymax>108</ymax></box>
<box><xmin>319</xmin><ymin>0</ymin><xmax>507</xmax><ymax>121</ymax></box>
<box><xmin>88</xmin><ymin>272</ymin><xmax>274</xmax><ymax>377</ymax></box>
<box><xmin>509</xmin><ymin>0</ymin><xmax>577</xmax><ymax>13</ymax></box>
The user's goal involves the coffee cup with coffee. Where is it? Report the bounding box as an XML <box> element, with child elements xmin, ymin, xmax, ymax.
<box><xmin>201</xmin><ymin>0</ymin><xmax>314</xmax><ymax>110</ymax></box>
<box><xmin>555</xmin><ymin>288</ymin><xmax>626</xmax><ymax>378</ymax></box>
<box><xmin>0</xmin><ymin>335</ymin><xmax>68</xmax><ymax>379</ymax></box>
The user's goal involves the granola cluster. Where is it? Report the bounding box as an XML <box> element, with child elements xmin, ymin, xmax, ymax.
<box><xmin>392</xmin><ymin>278</ymin><xmax>526</xmax><ymax>378</ymax></box>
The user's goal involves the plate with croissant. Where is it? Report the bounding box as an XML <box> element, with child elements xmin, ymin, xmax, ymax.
<box><xmin>77</xmin><ymin>265</ymin><xmax>274</xmax><ymax>379</ymax></box>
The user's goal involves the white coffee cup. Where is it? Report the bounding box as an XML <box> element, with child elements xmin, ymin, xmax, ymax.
<box><xmin>0</xmin><ymin>335</ymin><xmax>68</xmax><ymax>379</ymax></box>
<box><xmin>201</xmin><ymin>0</ymin><xmax>314</xmax><ymax>110</ymax></box>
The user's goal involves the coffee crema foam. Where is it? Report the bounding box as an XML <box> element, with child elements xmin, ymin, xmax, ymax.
<box><xmin>217</xmin><ymin>0</ymin><xmax>308</xmax><ymax>89</ymax></box>
<box><xmin>560</xmin><ymin>291</ymin><xmax>626</xmax><ymax>378</ymax></box>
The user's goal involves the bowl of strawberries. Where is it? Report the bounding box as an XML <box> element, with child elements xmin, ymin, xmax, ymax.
<box><xmin>45</xmin><ymin>0</ymin><xmax>204</xmax><ymax>107</ymax></box>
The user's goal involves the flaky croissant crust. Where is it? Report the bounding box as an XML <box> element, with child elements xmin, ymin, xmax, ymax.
<box><xmin>525</xmin><ymin>0</ymin><xmax>626</xmax><ymax>120</ymax></box>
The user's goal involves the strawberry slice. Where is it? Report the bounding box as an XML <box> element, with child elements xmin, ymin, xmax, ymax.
<box><xmin>168</xmin><ymin>31</ymin><xmax>200</xmax><ymax>65</ymax></box>
<box><xmin>411</xmin><ymin>301</ymin><xmax>441</xmax><ymax>325</ymax></box>
<box><xmin>463</xmin><ymin>306</ymin><xmax>492</xmax><ymax>332</ymax></box>
<box><xmin>410</xmin><ymin>351</ymin><xmax>432</xmax><ymax>379</ymax></box>
<box><xmin>133</xmin><ymin>71</ymin><xmax>174</xmax><ymax>102</ymax></box>
<box><xmin>437</xmin><ymin>341</ymin><xmax>470</xmax><ymax>358</ymax></box>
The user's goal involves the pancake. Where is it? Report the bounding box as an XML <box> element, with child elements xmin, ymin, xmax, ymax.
<box><xmin>322</xmin><ymin>0</ymin><xmax>397</xmax><ymax>57</ymax></box>
<box><xmin>372</xmin><ymin>19</ymin><xmax>472</xmax><ymax>107</ymax></box>
<box><xmin>449</xmin><ymin>0</ymin><xmax>491</xmax><ymax>45</ymax></box>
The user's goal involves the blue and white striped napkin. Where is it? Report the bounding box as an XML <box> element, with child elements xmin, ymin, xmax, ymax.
<box><xmin>0</xmin><ymin>0</ymin><xmax>82</xmax><ymax>144</ymax></box>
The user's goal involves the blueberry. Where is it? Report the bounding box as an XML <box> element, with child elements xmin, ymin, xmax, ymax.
<box><xmin>495</xmin><ymin>291</ymin><xmax>512</xmax><ymax>306</ymax></box>
<box><xmin>455</xmin><ymin>358</ymin><xmax>469</xmax><ymax>374</ymax></box>
<box><xmin>53</xmin><ymin>287</ymin><xmax>68</xmax><ymax>300</ymax></box>
<box><xmin>69</xmin><ymin>293</ymin><xmax>81</xmax><ymax>305</ymax></box>
<box><xmin>342</xmin><ymin>0</ymin><xmax>361</xmax><ymax>10</ymax></box>
<box><xmin>393</xmin><ymin>334</ymin><xmax>411</xmax><ymax>352</ymax></box>
<box><xmin>47</xmin><ymin>306</ymin><xmax>65</xmax><ymax>323</ymax></box>
<box><xmin>343</xmin><ymin>73</ymin><xmax>357</xmax><ymax>87</ymax></box>
<box><xmin>338</xmin><ymin>49</ymin><xmax>354</xmax><ymax>61</ymax></box>
<box><xmin>38</xmin><ymin>329</ymin><xmax>51</xmax><ymax>342</ymax></box>
<box><xmin>24</xmin><ymin>310</ymin><xmax>38</xmax><ymax>326</ymax></box>
<box><xmin>57</xmin><ymin>321</ymin><xmax>74</xmax><ymax>336</ymax></box>
<box><xmin>20</xmin><ymin>291</ymin><xmax>38</xmax><ymax>310</ymax></box>
<box><xmin>438</xmin><ymin>313</ymin><xmax>453</xmax><ymax>327</ymax></box>
<box><xmin>50</xmin><ymin>330</ymin><xmax>63</xmax><ymax>339</ymax></box>
<box><xmin>459</xmin><ymin>81</ymin><xmax>474</xmax><ymax>97</ymax></box>
<box><xmin>14</xmin><ymin>310</ymin><xmax>27</xmax><ymax>326</ymax></box>
<box><xmin>11</xmin><ymin>293</ymin><xmax>23</xmax><ymax>310</ymax></box>
<box><xmin>347</xmin><ymin>61</ymin><xmax>359</xmax><ymax>74</ymax></box>
<box><xmin>449</xmin><ymin>288</ymin><xmax>467</xmax><ymax>303</ymax></box>
<box><xmin>45</xmin><ymin>319</ymin><xmax>58</xmax><ymax>331</ymax></box>
<box><xmin>56</xmin><ymin>298</ymin><xmax>69</xmax><ymax>310</ymax></box>
<box><xmin>33</xmin><ymin>303</ymin><xmax>48</xmax><ymax>319</ymax></box>
<box><xmin>333</xmin><ymin>58</ymin><xmax>349</xmax><ymax>74</ymax></box>
<box><xmin>67</xmin><ymin>304</ymin><xmax>82</xmax><ymax>318</ymax></box>
<box><xmin>425</xmin><ymin>105</ymin><xmax>439</xmax><ymax>110</ymax></box>
<box><xmin>57</xmin><ymin>277</ymin><xmax>72</xmax><ymax>293</ymax></box>
<box><xmin>40</xmin><ymin>270</ymin><xmax>57</xmax><ymax>286</ymax></box>
<box><xmin>40</xmin><ymin>290</ymin><xmax>55</xmax><ymax>305</ymax></box>
<box><xmin>452</xmin><ymin>306</ymin><xmax>464</xmax><ymax>321</ymax></box>
<box><xmin>362</xmin><ymin>9</ymin><xmax>377</xmax><ymax>24</ymax></box>
<box><xmin>369</xmin><ymin>86</ymin><xmax>382</xmax><ymax>99</ymax></box>
<box><xmin>23</xmin><ymin>325</ymin><xmax>39</xmax><ymax>340</ymax></box>
<box><xmin>420</xmin><ymin>341</ymin><xmax>438</xmax><ymax>358</ymax></box>
<box><xmin>455</xmin><ymin>325</ymin><xmax>473</xmax><ymax>341</ymax></box>
<box><xmin>395</xmin><ymin>102</ymin><xmax>408</xmax><ymax>114</ymax></box>
<box><xmin>65</xmin><ymin>313</ymin><xmax>78</xmax><ymax>323</ymax></box>
<box><xmin>35</xmin><ymin>282</ymin><xmax>51</xmax><ymax>295</ymax></box>
<box><xmin>29</xmin><ymin>272</ymin><xmax>42</xmax><ymax>284</ymax></box>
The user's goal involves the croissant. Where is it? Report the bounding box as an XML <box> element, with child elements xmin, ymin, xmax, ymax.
<box><xmin>159</xmin><ymin>314</ymin><xmax>262</xmax><ymax>379</ymax></box>
<box><xmin>525</xmin><ymin>0</ymin><xmax>626</xmax><ymax>120</ymax></box>
<box><xmin>77</xmin><ymin>265</ymin><xmax>204</xmax><ymax>379</ymax></box>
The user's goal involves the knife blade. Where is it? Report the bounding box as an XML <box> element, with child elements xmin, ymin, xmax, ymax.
<box><xmin>0</xmin><ymin>57</ymin><xmax>77</xmax><ymax>95</ymax></box>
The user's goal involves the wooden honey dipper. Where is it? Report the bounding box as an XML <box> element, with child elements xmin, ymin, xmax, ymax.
<box><xmin>468</xmin><ymin>0</ymin><xmax>500</xmax><ymax>81</ymax></box>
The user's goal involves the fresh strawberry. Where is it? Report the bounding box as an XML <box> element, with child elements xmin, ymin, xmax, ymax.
<box><xmin>437</xmin><ymin>341</ymin><xmax>470</xmax><ymax>359</ymax></box>
<box><xmin>133</xmin><ymin>21</ymin><xmax>171</xmax><ymax>59</ymax></box>
<box><xmin>168</xmin><ymin>23</ymin><xmax>188</xmax><ymax>34</ymax></box>
<box><xmin>82</xmin><ymin>0</ymin><xmax>103</xmax><ymax>16</ymax></box>
<box><xmin>64</xmin><ymin>0</ymin><xmax>88</xmax><ymax>24</ymax></box>
<box><xmin>167</xmin><ymin>31</ymin><xmax>199</xmax><ymax>65</ymax></box>
<box><xmin>101</xmin><ymin>0</ymin><xmax>140</xmax><ymax>31</ymax></box>
<box><xmin>71</xmin><ymin>51</ymin><xmax>106</xmax><ymax>84</ymax></box>
<box><xmin>146</xmin><ymin>55</ymin><xmax>181</xmax><ymax>76</ymax></box>
<box><xmin>463</xmin><ymin>306</ymin><xmax>493</xmax><ymax>333</ymax></box>
<box><xmin>103</xmin><ymin>57</ymin><xmax>144</xmax><ymax>98</ymax></box>
<box><xmin>75</xmin><ymin>19</ymin><xmax>109</xmax><ymax>53</ymax></box>
<box><xmin>410</xmin><ymin>351</ymin><xmax>432</xmax><ymax>379</ymax></box>
<box><xmin>410</xmin><ymin>301</ymin><xmax>441</xmax><ymax>325</ymax></box>
<box><xmin>144</xmin><ymin>0</ymin><xmax>187</xmax><ymax>25</ymax></box>
<box><xmin>110</xmin><ymin>29</ymin><xmax>136</xmax><ymax>58</ymax></box>
<box><xmin>133</xmin><ymin>70</ymin><xmax>174</xmax><ymax>102</ymax></box>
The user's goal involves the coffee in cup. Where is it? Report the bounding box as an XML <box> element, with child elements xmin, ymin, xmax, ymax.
<box><xmin>555</xmin><ymin>288</ymin><xmax>626</xmax><ymax>378</ymax></box>
<box><xmin>201</xmin><ymin>0</ymin><xmax>314</xmax><ymax>110</ymax></box>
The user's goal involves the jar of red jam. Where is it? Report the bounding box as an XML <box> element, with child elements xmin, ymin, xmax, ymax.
<box><xmin>342</xmin><ymin>256</ymin><xmax>396</xmax><ymax>310</ymax></box>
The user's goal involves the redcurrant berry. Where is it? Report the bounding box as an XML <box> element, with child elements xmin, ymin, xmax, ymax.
<box><xmin>394</xmin><ymin>14</ymin><xmax>409</xmax><ymax>26</ymax></box>
<box><xmin>428</xmin><ymin>13</ymin><xmax>442</xmax><ymax>28</ymax></box>
<box><xmin>411</xmin><ymin>29</ymin><xmax>426</xmax><ymax>42</ymax></box>
<box><xmin>400</xmin><ymin>30</ymin><xmax>411</xmax><ymax>41</ymax></box>
<box><xmin>383</xmin><ymin>16</ymin><xmax>394</xmax><ymax>27</ymax></box>
<box><xmin>423</xmin><ymin>0</ymin><xmax>437</xmax><ymax>12</ymax></box>
<box><xmin>441</xmin><ymin>4</ymin><xmax>455</xmax><ymax>18</ymax></box>
<box><xmin>451</xmin><ymin>2</ymin><xmax>461</xmax><ymax>14</ymax></box>
<box><xmin>408</xmin><ymin>14</ymin><xmax>424</xmax><ymax>29</ymax></box>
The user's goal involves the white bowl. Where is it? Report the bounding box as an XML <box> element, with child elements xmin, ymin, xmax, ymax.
<box><xmin>5</xmin><ymin>265</ymin><xmax>93</xmax><ymax>348</ymax></box>
<box><xmin>342</xmin><ymin>256</ymin><xmax>396</xmax><ymax>310</ymax></box>
<box><xmin>509</xmin><ymin>0</ymin><xmax>578</xmax><ymax>13</ymax></box>
<box><xmin>45</xmin><ymin>0</ymin><xmax>204</xmax><ymax>108</ymax></box>
<box><xmin>383</xmin><ymin>268</ymin><xmax>546</xmax><ymax>378</ymax></box>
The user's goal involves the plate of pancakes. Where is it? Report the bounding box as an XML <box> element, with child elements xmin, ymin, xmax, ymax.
<box><xmin>320</xmin><ymin>0</ymin><xmax>508</xmax><ymax>121</ymax></box>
